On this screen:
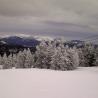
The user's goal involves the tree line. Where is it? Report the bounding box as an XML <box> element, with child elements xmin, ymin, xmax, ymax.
<box><xmin>0</xmin><ymin>39</ymin><xmax>98</xmax><ymax>70</ymax></box>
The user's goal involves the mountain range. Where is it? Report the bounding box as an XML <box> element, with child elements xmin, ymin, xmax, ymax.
<box><xmin>0</xmin><ymin>35</ymin><xmax>85</xmax><ymax>48</ymax></box>
<box><xmin>0</xmin><ymin>36</ymin><xmax>40</xmax><ymax>47</ymax></box>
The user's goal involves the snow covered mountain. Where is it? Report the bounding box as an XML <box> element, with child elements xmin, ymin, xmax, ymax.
<box><xmin>0</xmin><ymin>34</ymin><xmax>55</xmax><ymax>47</ymax></box>
<box><xmin>0</xmin><ymin>34</ymin><xmax>54</xmax><ymax>41</ymax></box>
<box><xmin>0</xmin><ymin>36</ymin><xmax>40</xmax><ymax>47</ymax></box>
<box><xmin>0</xmin><ymin>34</ymin><xmax>91</xmax><ymax>48</ymax></box>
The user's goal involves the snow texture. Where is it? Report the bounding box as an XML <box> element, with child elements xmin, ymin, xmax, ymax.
<box><xmin>0</xmin><ymin>67</ymin><xmax>98</xmax><ymax>98</ymax></box>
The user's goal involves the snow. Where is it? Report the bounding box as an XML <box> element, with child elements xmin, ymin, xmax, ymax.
<box><xmin>0</xmin><ymin>40</ymin><xmax>6</xmax><ymax>44</ymax></box>
<box><xmin>33</xmin><ymin>35</ymin><xmax>54</xmax><ymax>41</ymax></box>
<box><xmin>0</xmin><ymin>34</ymin><xmax>54</xmax><ymax>41</ymax></box>
<box><xmin>0</xmin><ymin>34</ymin><xmax>31</xmax><ymax>38</ymax></box>
<box><xmin>0</xmin><ymin>67</ymin><xmax>98</xmax><ymax>98</ymax></box>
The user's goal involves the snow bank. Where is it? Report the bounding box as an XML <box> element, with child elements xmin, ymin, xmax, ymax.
<box><xmin>0</xmin><ymin>67</ymin><xmax>98</xmax><ymax>98</ymax></box>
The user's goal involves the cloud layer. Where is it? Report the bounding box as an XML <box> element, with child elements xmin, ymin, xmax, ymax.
<box><xmin>0</xmin><ymin>0</ymin><xmax>98</xmax><ymax>39</ymax></box>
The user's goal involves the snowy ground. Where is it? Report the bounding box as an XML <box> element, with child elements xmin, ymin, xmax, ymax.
<box><xmin>0</xmin><ymin>67</ymin><xmax>98</xmax><ymax>98</ymax></box>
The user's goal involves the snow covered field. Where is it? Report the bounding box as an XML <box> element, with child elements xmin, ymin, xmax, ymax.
<box><xmin>0</xmin><ymin>67</ymin><xmax>98</xmax><ymax>98</ymax></box>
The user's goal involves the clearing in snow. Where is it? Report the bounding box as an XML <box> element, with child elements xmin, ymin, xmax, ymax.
<box><xmin>0</xmin><ymin>67</ymin><xmax>98</xmax><ymax>98</ymax></box>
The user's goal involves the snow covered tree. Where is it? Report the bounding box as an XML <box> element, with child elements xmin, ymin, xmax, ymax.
<box><xmin>0</xmin><ymin>55</ymin><xmax>2</xmax><ymax>65</ymax></box>
<box><xmin>0</xmin><ymin>55</ymin><xmax>3</xmax><ymax>69</ymax></box>
<box><xmin>50</xmin><ymin>41</ymin><xmax>69</xmax><ymax>70</ymax></box>
<box><xmin>2</xmin><ymin>53</ymin><xmax>13</xmax><ymax>69</ymax></box>
<box><xmin>50</xmin><ymin>45</ymin><xmax>69</xmax><ymax>70</ymax></box>
<box><xmin>16</xmin><ymin>50</ymin><xmax>27</xmax><ymax>68</ymax></box>
<box><xmin>94</xmin><ymin>47</ymin><xmax>98</xmax><ymax>66</ymax></box>
<box><xmin>24</xmin><ymin>49</ymin><xmax>34</xmax><ymax>68</ymax></box>
<box><xmin>12</xmin><ymin>54</ymin><xmax>18</xmax><ymax>68</ymax></box>
<box><xmin>2</xmin><ymin>53</ymin><xmax>8</xmax><ymax>69</ymax></box>
<box><xmin>78</xmin><ymin>48</ymin><xmax>85</xmax><ymax>66</ymax></box>
<box><xmin>35</xmin><ymin>39</ymin><xmax>79</xmax><ymax>70</ymax></box>
<box><xmin>80</xmin><ymin>43</ymin><xmax>95</xmax><ymax>67</ymax></box>
<box><xmin>16</xmin><ymin>49</ymin><xmax>34</xmax><ymax>68</ymax></box>
<box><xmin>7</xmin><ymin>54</ymin><xmax>13</xmax><ymax>68</ymax></box>
<box><xmin>68</xmin><ymin>46</ymin><xmax>80</xmax><ymax>68</ymax></box>
<box><xmin>34</xmin><ymin>40</ymin><xmax>53</xmax><ymax>69</ymax></box>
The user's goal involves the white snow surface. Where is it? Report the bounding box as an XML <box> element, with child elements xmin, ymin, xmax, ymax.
<box><xmin>0</xmin><ymin>67</ymin><xmax>98</xmax><ymax>98</ymax></box>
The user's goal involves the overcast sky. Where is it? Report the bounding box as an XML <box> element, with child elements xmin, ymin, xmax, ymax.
<box><xmin>0</xmin><ymin>0</ymin><xmax>98</xmax><ymax>40</ymax></box>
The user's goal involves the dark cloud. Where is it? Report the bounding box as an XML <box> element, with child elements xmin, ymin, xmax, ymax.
<box><xmin>0</xmin><ymin>0</ymin><xmax>98</xmax><ymax>39</ymax></box>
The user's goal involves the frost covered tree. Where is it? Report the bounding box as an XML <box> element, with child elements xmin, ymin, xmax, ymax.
<box><xmin>34</xmin><ymin>40</ymin><xmax>54</xmax><ymax>69</ymax></box>
<box><xmin>0</xmin><ymin>55</ymin><xmax>3</xmax><ymax>65</ymax></box>
<box><xmin>50</xmin><ymin>45</ymin><xmax>69</xmax><ymax>70</ymax></box>
<box><xmin>0</xmin><ymin>55</ymin><xmax>3</xmax><ymax>69</ymax></box>
<box><xmin>78</xmin><ymin>48</ymin><xmax>85</xmax><ymax>66</ymax></box>
<box><xmin>94</xmin><ymin>47</ymin><xmax>98</xmax><ymax>66</ymax></box>
<box><xmin>35</xmin><ymin>39</ymin><xmax>79</xmax><ymax>70</ymax></box>
<box><xmin>16</xmin><ymin>49</ymin><xmax>34</xmax><ymax>68</ymax></box>
<box><xmin>68</xmin><ymin>46</ymin><xmax>80</xmax><ymax>68</ymax></box>
<box><xmin>2</xmin><ymin>53</ymin><xmax>8</xmax><ymax>69</ymax></box>
<box><xmin>80</xmin><ymin>43</ymin><xmax>96</xmax><ymax>67</ymax></box>
<box><xmin>12</xmin><ymin>54</ymin><xmax>18</xmax><ymax>68</ymax></box>
<box><xmin>2</xmin><ymin>53</ymin><xmax>13</xmax><ymax>69</ymax></box>
<box><xmin>0</xmin><ymin>49</ymin><xmax>34</xmax><ymax>69</ymax></box>
<box><xmin>50</xmin><ymin>42</ymin><xmax>72</xmax><ymax>70</ymax></box>
<box><xmin>24</xmin><ymin>49</ymin><xmax>34</xmax><ymax>68</ymax></box>
<box><xmin>7</xmin><ymin>54</ymin><xmax>13</xmax><ymax>68</ymax></box>
<box><xmin>16</xmin><ymin>50</ymin><xmax>27</xmax><ymax>68</ymax></box>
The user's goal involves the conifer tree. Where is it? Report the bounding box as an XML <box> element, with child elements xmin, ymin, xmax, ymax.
<box><xmin>24</xmin><ymin>48</ymin><xmax>34</xmax><ymax>68</ymax></box>
<box><xmin>82</xmin><ymin>43</ymin><xmax>95</xmax><ymax>66</ymax></box>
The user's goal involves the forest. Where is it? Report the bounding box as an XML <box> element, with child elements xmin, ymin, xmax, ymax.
<box><xmin>0</xmin><ymin>39</ymin><xmax>98</xmax><ymax>70</ymax></box>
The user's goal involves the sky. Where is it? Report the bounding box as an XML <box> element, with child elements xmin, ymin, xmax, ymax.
<box><xmin>0</xmin><ymin>0</ymin><xmax>98</xmax><ymax>40</ymax></box>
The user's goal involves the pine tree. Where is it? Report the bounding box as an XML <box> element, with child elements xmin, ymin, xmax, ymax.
<box><xmin>78</xmin><ymin>48</ymin><xmax>85</xmax><ymax>66</ymax></box>
<box><xmin>0</xmin><ymin>55</ymin><xmax>3</xmax><ymax>69</ymax></box>
<box><xmin>50</xmin><ymin>42</ymin><xmax>69</xmax><ymax>70</ymax></box>
<box><xmin>2</xmin><ymin>53</ymin><xmax>12</xmax><ymax>69</ymax></box>
<box><xmin>35</xmin><ymin>39</ymin><xmax>78</xmax><ymax>70</ymax></box>
<box><xmin>64</xmin><ymin>46</ymin><xmax>77</xmax><ymax>70</ymax></box>
<box><xmin>16</xmin><ymin>49</ymin><xmax>34</xmax><ymax>68</ymax></box>
<box><xmin>82</xmin><ymin>43</ymin><xmax>95</xmax><ymax>67</ymax></box>
<box><xmin>69</xmin><ymin>47</ymin><xmax>80</xmax><ymax>67</ymax></box>
<box><xmin>12</xmin><ymin>54</ymin><xmax>18</xmax><ymax>68</ymax></box>
<box><xmin>34</xmin><ymin>40</ymin><xmax>53</xmax><ymax>69</ymax></box>
<box><xmin>94</xmin><ymin>47</ymin><xmax>98</xmax><ymax>66</ymax></box>
<box><xmin>7</xmin><ymin>54</ymin><xmax>13</xmax><ymax>68</ymax></box>
<box><xmin>16</xmin><ymin>50</ymin><xmax>27</xmax><ymax>68</ymax></box>
<box><xmin>24</xmin><ymin>48</ymin><xmax>34</xmax><ymax>68</ymax></box>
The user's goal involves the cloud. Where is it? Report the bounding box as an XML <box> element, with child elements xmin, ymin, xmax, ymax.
<box><xmin>0</xmin><ymin>0</ymin><xmax>98</xmax><ymax>39</ymax></box>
